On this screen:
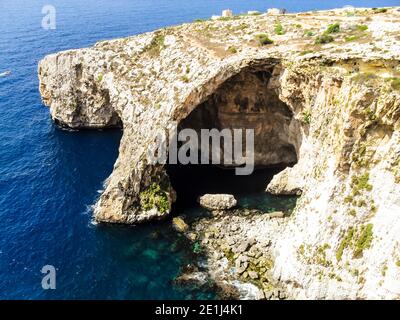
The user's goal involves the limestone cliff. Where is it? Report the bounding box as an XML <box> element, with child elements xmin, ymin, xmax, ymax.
<box><xmin>38</xmin><ymin>8</ymin><xmax>400</xmax><ymax>299</ymax></box>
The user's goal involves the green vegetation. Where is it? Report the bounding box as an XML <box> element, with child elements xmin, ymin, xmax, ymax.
<box><xmin>345</xmin><ymin>35</ymin><xmax>360</xmax><ymax>42</ymax></box>
<box><xmin>381</xmin><ymin>264</ymin><xmax>388</xmax><ymax>276</ymax></box>
<box><xmin>372</xmin><ymin>8</ymin><xmax>388</xmax><ymax>14</ymax></box>
<box><xmin>314</xmin><ymin>22</ymin><xmax>340</xmax><ymax>44</ymax></box>
<box><xmin>349</xmin><ymin>209</ymin><xmax>357</xmax><ymax>217</ymax></box>
<box><xmin>352</xmin><ymin>72</ymin><xmax>378</xmax><ymax>84</ymax></box>
<box><xmin>325</xmin><ymin>23</ymin><xmax>340</xmax><ymax>34</ymax></box>
<box><xmin>385</xmin><ymin>77</ymin><xmax>400</xmax><ymax>91</ymax></box>
<box><xmin>316</xmin><ymin>244</ymin><xmax>331</xmax><ymax>267</ymax></box>
<box><xmin>302</xmin><ymin>110</ymin><xmax>312</xmax><ymax>124</ymax></box>
<box><xmin>304</xmin><ymin>30</ymin><xmax>315</xmax><ymax>37</ymax></box>
<box><xmin>336</xmin><ymin>227</ymin><xmax>354</xmax><ymax>261</ymax></box>
<box><xmin>351</xmin><ymin>172</ymin><xmax>373</xmax><ymax>196</ymax></box>
<box><xmin>145</xmin><ymin>32</ymin><xmax>165</xmax><ymax>57</ymax></box>
<box><xmin>315</xmin><ymin>34</ymin><xmax>334</xmax><ymax>44</ymax></box>
<box><xmin>255</xmin><ymin>33</ymin><xmax>274</xmax><ymax>45</ymax></box>
<box><xmin>353</xmin><ymin>224</ymin><xmax>374</xmax><ymax>258</ymax></box>
<box><xmin>140</xmin><ymin>183</ymin><xmax>169</xmax><ymax>213</ymax></box>
<box><xmin>194</xmin><ymin>18</ymin><xmax>206</xmax><ymax>23</ymax></box>
<box><xmin>97</xmin><ymin>74</ymin><xmax>103</xmax><ymax>82</ymax></box>
<box><xmin>299</xmin><ymin>50</ymin><xmax>313</xmax><ymax>56</ymax></box>
<box><xmin>298</xmin><ymin>244</ymin><xmax>305</xmax><ymax>256</ymax></box>
<box><xmin>193</xmin><ymin>241</ymin><xmax>202</xmax><ymax>254</ymax></box>
<box><xmin>181</xmin><ymin>75</ymin><xmax>190</xmax><ymax>83</ymax></box>
<box><xmin>227</xmin><ymin>46</ymin><xmax>237</xmax><ymax>54</ymax></box>
<box><xmin>396</xmin><ymin>260</ymin><xmax>400</xmax><ymax>267</ymax></box>
<box><xmin>356</xmin><ymin>24</ymin><xmax>368</xmax><ymax>31</ymax></box>
<box><xmin>274</xmin><ymin>21</ymin><xmax>285</xmax><ymax>35</ymax></box>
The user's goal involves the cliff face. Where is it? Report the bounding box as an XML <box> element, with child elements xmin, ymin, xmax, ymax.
<box><xmin>38</xmin><ymin>8</ymin><xmax>400</xmax><ymax>298</ymax></box>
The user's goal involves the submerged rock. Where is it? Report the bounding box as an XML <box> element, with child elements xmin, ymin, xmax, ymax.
<box><xmin>199</xmin><ymin>194</ymin><xmax>237</xmax><ymax>211</ymax></box>
<box><xmin>172</xmin><ymin>216</ymin><xmax>189</xmax><ymax>233</ymax></box>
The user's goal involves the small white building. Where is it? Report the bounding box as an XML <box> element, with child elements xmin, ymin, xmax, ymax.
<box><xmin>222</xmin><ymin>9</ymin><xmax>233</xmax><ymax>18</ymax></box>
<box><xmin>267</xmin><ymin>8</ymin><xmax>287</xmax><ymax>15</ymax></box>
<box><xmin>211</xmin><ymin>15</ymin><xmax>220</xmax><ymax>21</ymax></box>
<box><xmin>248</xmin><ymin>10</ymin><xmax>260</xmax><ymax>15</ymax></box>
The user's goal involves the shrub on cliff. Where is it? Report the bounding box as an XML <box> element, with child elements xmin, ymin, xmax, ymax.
<box><xmin>274</xmin><ymin>21</ymin><xmax>285</xmax><ymax>35</ymax></box>
<box><xmin>325</xmin><ymin>22</ymin><xmax>340</xmax><ymax>34</ymax></box>
<box><xmin>140</xmin><ymin>183</ymin><xmax>169</xmax><ymax>213</ymax></box>
<box><xmin>256</xmin><ymin>34</ymin><xmax>274</xmax><ymax>45</ymax></box>
<box><xmin>315</xmin><ymin>34</ymin><xmax>334</xmax><ymax>44</ymax></box>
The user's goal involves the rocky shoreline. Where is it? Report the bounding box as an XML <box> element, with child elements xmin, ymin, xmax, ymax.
<box><xmin>173</xmin><ymin>203</ymin><xmax>291</xmax><ymax>300</ymax></box>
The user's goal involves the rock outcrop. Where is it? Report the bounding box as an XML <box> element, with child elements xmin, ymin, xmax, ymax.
<box><xmin>38</xmin><ymin>8</ymin><xmax>400</xmax><ymax>299</ymax></box>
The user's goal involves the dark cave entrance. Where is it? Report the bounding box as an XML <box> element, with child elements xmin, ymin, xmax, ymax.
<box><xmin>167</xmin><ymin>164</ymin><xmax>289</xmax><ymax>210</ymax></box>
<box><xmin>167</xmin><ymin>63</ymin><xmax>300</xmax><ymax>211</ymax></box>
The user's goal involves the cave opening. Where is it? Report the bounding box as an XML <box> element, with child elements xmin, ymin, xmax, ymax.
<box><xmin>167</xmin><ymin>63</ymin><xmax>300</xmax><ymax>211</ymax></box>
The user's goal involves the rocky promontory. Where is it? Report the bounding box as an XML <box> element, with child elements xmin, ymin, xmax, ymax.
<box><xmin>39</xmin><ymin>7</ymin><xmax>400</xmax><ymax>299</ymax></box>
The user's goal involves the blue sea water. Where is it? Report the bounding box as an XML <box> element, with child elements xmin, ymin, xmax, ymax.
<box><xmin>0</xmin><ymin>0</ymin><xmax>399</xmax><ymax>300</ymax></box>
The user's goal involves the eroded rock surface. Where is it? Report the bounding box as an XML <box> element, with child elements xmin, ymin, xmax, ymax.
<box><xmin>199</xmin><ymin>194</ymin><xmax>237</xmax><ymax>210</ymax></box>
<box><xmin>39</xmin><ymin>8</ymin><xmax>400</xmax><ymax>299</ymax></box>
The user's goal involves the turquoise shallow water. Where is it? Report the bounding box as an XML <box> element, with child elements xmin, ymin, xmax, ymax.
<box><xmin>1</xmin><ymin>0</ymin><xmax>399</xmax><ymax>300</ymax></box>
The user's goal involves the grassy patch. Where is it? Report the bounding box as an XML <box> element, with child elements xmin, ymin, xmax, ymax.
<box><xmin>255</xmin><ymin>33</ymin><xmax>274</xmax><ymax>45</ymax></box>
<box><xmin>352</xmin><ymin>72</ymin><xmax>378</xmax><ymax>84</ymax></box>
<box><xmin>181</xmin><ymin>75</ymin><xmax>190</xmax><ymax>83</ymax></box>
<box><xmin>385</xmin><ymin>77</ymin><xmax>400</xmax><ymax>91</ymax></box>
<box><xmin>304</xmin><ymin>30</ymin><xmax>315</xmax><ymax>37</ymax></box>
<box><xmin>345</xmin><ymin>35</ymin><xmax>360</xmax><ymax>42</ymax></box>
<box><xmin>372</xmin><ymin>8</ymin><xmax>388</xmax><ymax>14</ymax></box>
<box><xmin>356</xmin><ymin>24</ymin><xmax>368</xmax><ymax>31</ymax></box>
<box><xmin>353</xmin><ymin>224</ymin><xmax>374</xmax><ymax>258</ymax></box>
<box><xmin>227</xmin><ymin>46</ymin><xmax>237</xmax><ymax>54</ymax></box>
<box><xmin>302</xmin><ymin>110</ymin><xmax>311</xmax><ymax>124</ymax></box>
<box><xmin>336</xmin><ymin>227</ymin><xmax>354</xmax><ymax>262</ymax></box>
<box><xmin>325</xmin><ymin>23</ymin><xmax>340</xmax><ymax>34</ymax></box>
<box><xmin>145</xmin><ymin>32</ymin><xmax>166</xmax><ymax>57</ymax></box>
<box><xmin>299</xmin><ymin>50</ymin><xmax>314</xmax><ymax>56</ymax></box>
<box><xmin>274</xmin><ymin>21</ymin><xmax>285</xmax><ymax>35</ymax></box>
<box><xmin>351</xmin><ymin>172</ymin><xmax>373</xmax><ymax>196</ymax></box>
<box><xmin>315</xmin><ymin>34</ymin><xmax>334</xmax><ymax>44</ymax></box>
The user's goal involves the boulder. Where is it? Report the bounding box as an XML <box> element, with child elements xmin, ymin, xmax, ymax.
<box><xmin>199</xmin><ymin>194</ymin><xmax>237</xmax><ymax>211</ymax></box>
<box><xmin>266</xmin><ymin>167</ymin><xmax>303</xmax><ymax>196</ymax></box>
<box><xmin>172</xmin><ymin>216</ymin><xmax>189</xmax><ymax>232</ymax></box>
<box><xmin>248</xmin><ymin>271</ymin><xmax>259</xmax><ymax>280</ymax></box>
<box><xmin>269</xmin><ymin>211</ymin><xmax>285</xmax><ymax>219</ymax></box>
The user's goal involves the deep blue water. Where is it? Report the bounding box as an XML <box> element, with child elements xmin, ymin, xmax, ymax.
<box><xmin>1</xmin><ymin>0</ymin><xmax>399</xmax><ymax>300</ymax></box>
